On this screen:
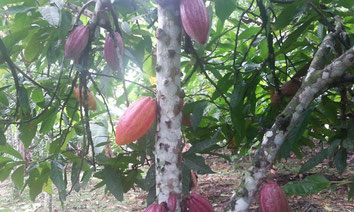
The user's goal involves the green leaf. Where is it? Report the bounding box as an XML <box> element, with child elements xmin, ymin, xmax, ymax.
<box><xmin>0</xmin><ymin>143</ymin><xmax>22</xmax><ymax>159</ymax></box>
<box><xmin>238</xmin><ymin>27</ymin><xmax>260</xmax><ymax>40</ymax></box>
<box><xmin>81</xmin><ymin>168</ymin><xmax>94</xmax><ymax>189</ymax></box>
<box><xmin>184</xmin><ymin>154</ymin><xmax>214</xmax><ymax>174</ymax></box>
<box><xmin>299</xmin><ymin>149</ymin><xmax>328</xmax><ymax>173</ymax></box>
<box><xmin>321</xmin><ymin>96</ymin><xmax>338</xmax><ymax>124</ymax></box>
<box><xmin>0</xmin><ymin>90</ymin><xmax>9</xmax><ymax>106</ymax></box>
<box><xmin>24</xmin><ymin>33</ymin><xmax>43</xmax><ymax>62</ymax></box>
<box><xmin>275</xmin><ymin>3</ymin><xmax>306</xmax><ymax>30</ymax></box>
<box><xmin>214</xmin><ymin>0</ymin><xmax>236</xmax><ymax>22</ymax></box>
<box><xmin>50</xmin><ymin>160</ymin><xmax>66</xmax><ymax>202</ymax></box>
<box><xmin>280</xmin><ymin>107</ymin><xmax>313</xmax><ymax>158</ymax></box>
<box><xmin>191</xmin><ymin>101</ymin><xmax>208</xmax><ymax>131</ymax></box>
<box><xmin>18</xmin><ymin>85</ymin><xmax>31</xmax><ymax>118</ymax></box>
<box><xmin>71</xmin><ymin>162</ymin><xmax>81</xmax><ymax>192</ymax></box>
<box><xmin>103</xmin><ymin>165</ymin><xmax>124</xmax><ymax>201</ymax></box>
<box><xmin>144</xmin><ymin>164</ymin><xmax>155</xmax><ymax>191</ymax></box>
<box><xmin>19</xmin><ymin>122</ymin><xmax>37</xmax><ymax>148</ymax></box>
<box><xmin>39</xmin><ymin>108</ymin><xmax>57</xmax><ymax>134</ymax></box>
<box><xmin>283</xmin><ymin>175</ymin><xmax>330</xmax><ymax>196</ymax></box>
<box><xmin>11</xmin><ymin>165</ymin><xmax>25</xmax><ymax>189</ymax></box>
<box><xmin>0</xmin><ymin>0</ymin><xmax>28</xmax><ymax>7</ymax></box>
<box><xmin>32</xmin><ymin>88</ymin><xmax>44</xmax><ymax>104</ymax></box>
<box><xmin>335</xmin><ymin>148</ymin><xmax>347</xmax><ymax>174</ymax></box>
<box><xmin>4</xmin><ymin>5</ymin><xmax>35</xmax><ymax>15</ymax></box>
<box><xmin>28</xmin><ymin>164</ymin><xmax>51</xmax><ymax>201</ymax></box>
<box><xmin>0</xmin><ymin>127</ymin><xmax>6</xmax><ymax>145</ymax></box>
<box><xmin>182</xmin><ymin>166</ymin><xmax>191</xmax><ymax>195</ymax></box>
<box><xmin>185</xmin><ymin>132</ymin><xmax>219</xmax><ymax>155</ymax></box>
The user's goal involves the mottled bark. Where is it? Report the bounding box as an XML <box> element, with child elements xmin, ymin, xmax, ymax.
<box><xmin>155</xmin><ymin>1</ymin><xmax>183</xmax><ymax>211</ymax></box>
<box><xmin>227</xmin><ymin>29</ymin><xmax>354</xmax><ymax>211</ymax></box>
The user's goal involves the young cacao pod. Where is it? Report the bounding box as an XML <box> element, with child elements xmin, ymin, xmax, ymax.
<box><xmin>168</xmin><ymin>193</ymin><xmax>176</xmax><ymax>212</ymax></box>
<box><xmin>144</xmin><ymin>203</ymin><xmax>166</xmax><ymax>212</ymax></box>
<box><xmin>180</xmin><ymin>0</ymin><xmax>210</xmax><ymax>44</ymax></box>
<box><xmin>185</xmin><ymin>192</ymin><xmax>214</xmax><ymax>212</ymax></box>
<box><xmin>259</xmin><ymin>182</ymin><xmax>290</xmax><ymax>212</ymax></box>
<box><xmin>64</xmin><ymin>25</ymin><xmax>89</xmax><ymax>62</ymax></box>
<box><xmin>104</xmin><ymin>32</ymin><xmax>124</xmax><ymax>71</ymax></box>
<box><xmin>115</xmin><ymin>97</ymin><xmax>156</xmax><ymax>145</ymax></box>
<box><xmin>270</xmin><ymin>89</ymin><xmax>281</xmax><ymax>106</ymax></box>
<box><xmin>74</xmin><ymin>87</ymin><xmax>96</xmax><ymax>110</ymax></box>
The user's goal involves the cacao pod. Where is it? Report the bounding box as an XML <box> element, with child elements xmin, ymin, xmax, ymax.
<box><xmin>104</xmin><ymin>32</ymin><xmax>124</xmax><ymax>71</ymax></box>
<box><xmin>270</xmin><ymin>89</ymin><xmax>281</xmax><ymax>106</ymax></box>
<box><xmin>185</xmin><ymin>192</ymin><xmax>214</xmax><ymax>212</ymax></box>
<box><xmin>168</xmin><ymin>193</ymin><xmax>176</xmax><ymax>212</ymax></box>
<box><xmin>144</xmin><ymin>203</ymin><xmax>166</xmax><ymax>212</ymax></box>
<box><xmin>280</xmin><ymin>77</ymin><xmax>301</xmax><ymax>98</ymax></box>
<box><xmin>64</xmin><ymin>25</ymin><xmax>89</xmax><ymax>62</ymax></box>
<box><xmin>180</xmin><ymin>0</ymin><xmax>210</xmax><ymax>44</ymax></box>
<box><xmin>74</xmin><ymin>87</ymin><xmax>96</xmax><ymax>110</ymax></box>
<box><xmin>259</xmin><ymin>182</ymin><xmax>290</xmax><ymax>212</ymax></box>
<box><xmin>115</xmin><ymin>97</ymin><xmax>156</xmax><ymax>145</ymax></box>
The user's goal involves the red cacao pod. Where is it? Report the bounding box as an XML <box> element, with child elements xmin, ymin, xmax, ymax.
<box><xmin>144</xmin><ymin>203</ymin><xmax>166</xmax><ymax>212</ymax></box>
<box><xmin>259</xmin><ymin>182</ymin><xmax>290</xmax><ymax>212</ymax></box>
<box><xmin>104</xmin><ymin>32</ymin><xmax>124</xmax><ymax>71</ymax></box>
<box><xmin>64</xmin><ymin>25</ymin><xmax>89</xmax><ymax>62</ymax></box>
<box><xmin>180</xmin><ymin>0</ymin><xmax>210</xmax><ymax>44</ymax></box>
<box><xmin>185</xmin><ymin>192</ymin><xmax>214</xmax><ymax>212</ymax></box>
<box><xmin>168</xmin><ymin>193</ymin><xmax>177</xmax><ymax>212</ymax></box>
<box><xmin>74</xmin><ymin>87</ymin><xmax>96</xmax><ymax>110</ymax></box>
<box><xmin>115</xmin><ymin>97</ymin><xmax>156</xmax><ymax>145</ymax></box>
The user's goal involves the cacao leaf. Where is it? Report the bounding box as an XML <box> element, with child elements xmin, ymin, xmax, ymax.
<box><xmin>335</xmin><ymin>147</ymin><xmax>347</xmax><ymax>174</ymax></box>
<box><xmin>280</xmin><ymin>107</ymin><xmax>313</xmax><ymax>158</ymax></box>
<box><xmin>50</xmin><ymin>159</ymin><xmax>66</xmax><ymax>202</ymax></box>
<box><xmin>191</xmin><ymin>101</ymin><xmax>208</xmax><ymax>131</ymax></box>
<box><xmin>283</xmin><ymin>175</ymin><xmax>330</xmax><ymax>196</ymax></box>
<box><xmin>11</xmin><ymin>165</ymin><xmax>25</xmax><ymax>189</ymax></box>
<box><xmin>184</xmin><ymin>154</ymin><xmax>214</xmax><ymax>174</ymax></box>
<box><xmin>0</xmin><ymin>127</ymin><xmax>6</xmax><ymax>145</ymax></box>
<box><xmin>214</xmin><ymin>0</ymin><xmax>236</xmax><ymax>22</ymax></box>
<box><xmin>103</xmin><ymin>165</ymin><xmax>124</xmax><ymax>201</ymax></box>
<box><xmin>0</xmin><ymin>143</ymin><xmax>22</xmax><ymax>159</ymax></box>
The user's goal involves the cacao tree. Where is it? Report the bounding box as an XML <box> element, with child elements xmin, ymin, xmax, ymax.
<box><xmin>0</xmin><ymin>0</ymin><xmax>353</xmax><ymax>211</ymax></box>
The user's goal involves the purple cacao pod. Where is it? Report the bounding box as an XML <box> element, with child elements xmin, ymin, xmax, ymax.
<box><xmin>64</xmin><ymin>25</ymin><xmax>89</xmax><ymax>62</ymax></box>
<box><xmin>104</xmin><ymin>32</ymin><xmax>124</xmax><ymax>71</ymax></box>
<box><xmin>168</xmin><ymin>193</ymin><xmax>176</xmax><ymax>212</ymax></box>
<box><xmin>185</xmin><ymin>192</ymin><xmax>214</xmax><ymax>212</ymax></box>
<box><xmin>180</xmin><ymin>0</ymin><xmax>210</xmax><ymax>44</ymax></box>
<box><xmin>259</xmin><ymin>182</ymin><xmax>290</xmax><ymax>212</ymax></box>
<box><xmin>144</xmin><ymin>203</ymin><xmax>166</xmax><ymax>212</ymax></box>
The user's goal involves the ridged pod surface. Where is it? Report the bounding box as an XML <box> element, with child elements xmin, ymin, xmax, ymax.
<box><xmin>259</xmin><ymin>182</ymin><xmax>290</xmax><ymax>212</ymax></box>
<box><xmin>74</xmin><ymin>87</ymin><xmax>96</xmax><ymax>110</ymax></box>
<box><xmin>104</xmin><ymin>32</ymin><xmax>124</xmax><ymax>71</ymax></box>
<box><xmin>168</xmin><ymin>193</ymin><xmax>176</xmax><ymax>212</ymax></box>
<box><xmin>185</xmin><ymin>192</ymin><xmax>214</xmax><ymax>212</ymax></box>
<box><xmin>144</xmin><ymin>203</ymin><xmax>166</xmax><ymax>212</ymax></box>
<box><xmin>115</xmin><ymin>97</ymin><xmax>156</xmax><ymax>145</ymax></box>
<box><xmin>64</xmin><ymin>25</ymin><xmax>89</xmax><ymax>61</ymax></box>
<box><xmin>180</xmin><ymin>0</ymin><xmax>210</xmax><ymax>44</ymax></box>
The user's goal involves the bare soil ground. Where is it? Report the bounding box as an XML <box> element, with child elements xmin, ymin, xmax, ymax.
<box><xmin>0</xmin><ymin>151</ymin><xmax>353</xmax><ymax>212</ymax></box>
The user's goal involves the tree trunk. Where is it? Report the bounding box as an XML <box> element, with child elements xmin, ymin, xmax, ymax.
<box><xmin>155</xmin><ymin>0</ymin><xmax>183</xmax><ymax>210</ymax></box>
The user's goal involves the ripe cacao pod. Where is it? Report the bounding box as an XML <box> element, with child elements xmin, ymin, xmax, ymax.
<box><xmin>74</xmin><ymin>87</ymin><xmax>96</xmax><ymax>110</ymax></box>
<box><xmin>64</xmin><ymin>25</ymin><xmax>89</xmax><ymax>62</ymax></box>
<box><xmin>270</xmin><ymin>89</ymin><xmax>281</xmax><ymax>106</ymax></box>
<box><xmin>185</xmin><ymin>192</ymin><xmax>214</xmax><ymax>212</ymax></box>
<box><xmin>144</xmin><ymin>203</ymin><xmax>166</xmax><ymax>212</ymax></box>
<box><xmin>168</xmin><ymin>193</ymin><xmax>176</xmax><ymax>212</ymax></box>
<box><xmin>182</xmin><ymin>114</ymin><xmax>192</xmax><ymax>127</ymax></box>
<box><xmin>259</xmin><ymin>182</ymin><xmax>290</xmax><ymax>212</ymax></box>
<box><xmin>104</xmin><ymin>32</ymin><xmax>124</xmax><ymax>71</ymax></box>
<box><xmin>115</xmin><ymin>97</ymin><xmax>156</xmax><ymax>145</ymax></box>
<box><xmin>180</xmin><ymin>0</ymin><xmax>210</xmax><ymax>44</ymax></box>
